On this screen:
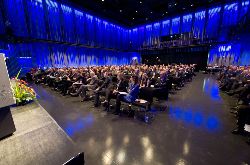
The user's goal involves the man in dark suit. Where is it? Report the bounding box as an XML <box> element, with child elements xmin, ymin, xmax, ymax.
<box><xmin>93</xmin><ymin>72</ymin><xmax>112</xmax><ymax>107</ymax></box>
<box><xmin>71</xmin><ymin>72</ymin><xmax>99</xmax><ymax>101</ymax></box>
<box><xmin>101</xmin><ymin>73</ymin><xmax>129</xmax><ymax>108</ymax></box>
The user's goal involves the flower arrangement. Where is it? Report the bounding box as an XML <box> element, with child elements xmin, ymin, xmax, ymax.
<box><xmin>12</xmin><ymin>69</ymin><xmax>36</xmax><ymax>105</ymax></box>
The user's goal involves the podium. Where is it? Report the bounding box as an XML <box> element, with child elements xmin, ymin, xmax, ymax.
<box><xmin>0</xmin><ymin>53</ymin><xmax>16</xmax><ymax>139</ymax></box>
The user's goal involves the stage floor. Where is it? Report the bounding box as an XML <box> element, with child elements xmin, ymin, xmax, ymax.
<box><xmin>32</xmin><ymin>74</ymin><xmax>250</xmax><ymax>165</ymax></box>
<box><xmin>0</xmin><ymin>102</ymin><xmax>80</xmax><ymax>165</ymax></box>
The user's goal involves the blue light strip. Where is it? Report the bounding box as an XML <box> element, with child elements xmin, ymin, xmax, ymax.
<box><xmin>182</xmin><ymin>14</ymin><xmax>193</xmax><ymax>33</ymax></box>
<box><xmin>206</xmin><ymin>6</ymin><xmax>221</xmax><ymax>38</ymax></box>
<box><xmin>223</xmin><ymin>2</ymin><xmax>238</xmax><ymax>26</ymax></box>
<box><xmin>171</xmin><ymin>17</ymin><xmax>180</xmax><ymax>34</ymax></box>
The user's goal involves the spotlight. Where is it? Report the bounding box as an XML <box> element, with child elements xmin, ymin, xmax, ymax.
<box><xmin>136</xmin><ymin>10</ymin><xmax>138</xmax><ymax>13</ymax></box>
<box><xmin>132</xmin><ymin>17</ymin><xmax>135</xmax><ymax>20</ymax></box>
<box><xmin>166</xmin><ymin>11</ymin><xmax>168</xmax><ymax>14</ymax></box>
<box><xmin>150</xmin><ymin>11</ymin><xmax>153</xmax><ymax>14</ymax></box>
<box><xmin>175</xmin><ymin>3</ymin><xmax>177</xmax><ymax>6</ymax></box>
<box><xmin>120</xmin><ymin>10</ymin><xmax>122</xmax><ymax>12</ymax></box>
<box><xmin>191</xmin><ymin>4</ymin><xmax>194</xmax><ymax>7</ymax></box>
<box><xmin>140</xmin><ymin>1</ymin><xmax>142</xmax><ymax>4</ymax></box>
<box><xmin>102</xmin><ymin>0</ymin><xmax>104</xmax><ymax>1</ymax></box>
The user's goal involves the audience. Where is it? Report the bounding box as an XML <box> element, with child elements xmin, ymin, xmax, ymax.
<box><xmin>30</xmin><ymin>64</ymin><xmax>250</xmax><ymax>145</ymax></box>
<box><xmin>31</xmin><ymin>64</ymin><xmax>196</xmax><ymax>114</ymax></box>
<box><xmin>217</xmin><ymin>65</ymin><xmax>250</xmax><ymax>144</ymax></box>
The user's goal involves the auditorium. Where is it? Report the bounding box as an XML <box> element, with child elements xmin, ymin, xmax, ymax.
<box><xmin>0</xmin><ymin>0</ymin><xmax>250</xmax><ymax>164</ymax></box>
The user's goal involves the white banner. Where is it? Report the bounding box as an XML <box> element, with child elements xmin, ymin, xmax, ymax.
<box><xmin>0</xmin><ymin>54</ymin><xmax>15</xmax><ymax>108</ymax></box>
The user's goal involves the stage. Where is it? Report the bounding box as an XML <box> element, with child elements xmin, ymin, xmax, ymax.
<box><xmin>0</xmin><ymin>102</ymin><xmax>80</xmax><ymax>165</ymax></box>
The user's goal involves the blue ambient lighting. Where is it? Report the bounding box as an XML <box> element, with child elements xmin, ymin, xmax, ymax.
<box><xmin>169</xmin><ymin>106</ymin><xmax>220</xmax><ymax>131</ymax></box>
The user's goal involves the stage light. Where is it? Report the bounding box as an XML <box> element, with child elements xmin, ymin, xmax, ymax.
<box><xmin>150</xmin><ymin>11</ymin><xmax>153</xmax><ymax>14</ymax></box>
<box><xmin>132</xmin><ymin>17</ymin><xmax>135</xmax><ymax>20</ymax></box>
<box><xmin>120</xmin><ymin>10</ymin><xmax>122</xmax><ymax>12</ymax></box>
<box><xmin>140</xmin><ymin>1</ymin><xmax>142</xmax><ymax>4</ymax></box>
<box><xmin>191</xmin><ymin>4</ymin><xmax>194</xmax><ymax>7</ymax></box>
<box><xmin>136</xmin><ymin>10</ymin><xmax>138</xmax><ymax>13</ymax></box>
<box><xmin>175</xmin><ymin>3</ymin><xmax>177</xmax><ymax>6</ymax></box>
<box><xmin>102</xmin><ymin>0</ymin><xmax>104</xmax><ymax>1</ymax></box>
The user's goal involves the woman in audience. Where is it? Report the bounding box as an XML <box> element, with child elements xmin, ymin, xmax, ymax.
<box><xmin>114</xmin><ymin>75</ymin><xmax>140</xmax><ymax>115</ymax></box>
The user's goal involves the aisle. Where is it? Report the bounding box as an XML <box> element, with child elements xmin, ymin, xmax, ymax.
<box><xmin>34</xmin><ymin>73</ymin><xmax>250</xmax><ymax>165</ymax></box>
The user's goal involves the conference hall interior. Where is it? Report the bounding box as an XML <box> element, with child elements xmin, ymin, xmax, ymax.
<box><xmin>0</xmin><ymin>0</ymin><xmax>250</xmax><ymax>164</ymax></box>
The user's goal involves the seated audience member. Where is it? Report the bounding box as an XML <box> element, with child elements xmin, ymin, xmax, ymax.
<box><xmin>71</xmin><ymin>72</ymin><xmax>99</xmax><ymax>101</ymax></box>
<box><xmin>102</xmin><ymin>73</ymin><xmax>129</xmax><ymax>108</ymax></box>
<box><xmin>232</xmin><ymin>103</ymin><xmax>250</xmax><ymax>135</ymax></box>
<box><xmin>68</xmin><ymin>72</ymin><xmax>87</xmax><ymax>94</ymax></box>
<box><xmin>154</xmin><ymin>71</ymin><xmax>169</xmax><ymax>100</ymax></box>
<box><xmin>114</xmin><ymin>76</ymin><xmax>140</xmax><ymax>115</ymax></box>
<box><xmin>218</xmin><ymin>65</ymin><xmax>250</xmax><ymax>144</ymax></box>
<box><xmin>140</xmin><ymin>73</ymin><xmax>150</xmax><ymax>87</ymax></box>
<box><xmin>93</xmin><ymin>72</ymin><xmax>113</xmax><ymax>107</ymax></box>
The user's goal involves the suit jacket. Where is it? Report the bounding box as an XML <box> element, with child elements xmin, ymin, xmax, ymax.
<box><xmin>99</xmin><ymin>77</ymin><xmax>111</xmax><ymax>90</ymax></box>
<box><xmin>117</xmin><ymin>80</ymin><xmax>128</xmax><ymax>92</ymax></box>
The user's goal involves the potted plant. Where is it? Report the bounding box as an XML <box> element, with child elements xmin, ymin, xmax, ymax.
<box><xmin>12</xmin><ymin>69</ymin><xmax>36</xmax><ymax>106</ymax></box>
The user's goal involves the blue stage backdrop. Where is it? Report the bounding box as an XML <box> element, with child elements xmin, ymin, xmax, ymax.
<box><xmin>208</xmin><ymin>44</ymin><xmax>241</xmax><ymax>66</ymax></box>
<box><xmin>208</xmin><ymin>34</ymin><xmax>250</xmax><ymax>66</ymax></box>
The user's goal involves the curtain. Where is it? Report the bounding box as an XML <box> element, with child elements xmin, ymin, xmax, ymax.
<box><xmin>182</xmin><ymin>14</ymin><xmax>193</xmax><ymax>33</ymax></box>
<box><xmin>206</xmin><ymin>7</ymin><xmax>221</xmax><ymax>39</ymax></box>
<box><xmin>171</xmin><ymin>17</ymin><xmax>180</xmax><ymax>34</ymax></box>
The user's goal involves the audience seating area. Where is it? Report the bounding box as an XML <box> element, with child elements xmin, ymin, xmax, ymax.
<box><xmin>29</xmin><ymin>64</ymin><xmax>196</xmax><ymax>123</ymax></box>
<box><xmin>217</xmin><ymin>65</ymin><xmax>250</xmax><ymax>144</ymax></box>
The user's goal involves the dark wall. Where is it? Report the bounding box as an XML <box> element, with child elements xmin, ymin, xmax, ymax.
<box><xmin>141</xmin><ymin>48</ymin><xmax>208</xmax><ymax>70</ymax></box>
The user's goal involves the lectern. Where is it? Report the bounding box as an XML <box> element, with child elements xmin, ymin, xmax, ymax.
<box><xmin>0</xmin><ymin>53</ymin><xmax>16</xmax><ymax>139</ymax></box>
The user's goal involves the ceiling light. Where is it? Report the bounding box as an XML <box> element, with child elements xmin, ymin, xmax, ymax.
<box><xmin>166</xmin><ymin>11</ymin><xmax>168</xmax><ymax>13</ymax></box>
<box><xmin>175</xmin><ymin>3</ymin><xmax>177</xmax><ymax>6</ymax></box>
<box><xmin>150</xmin><ymin>11</ymin><xmax>153</xmax><ymax>14</ymax></box>
<box><xmin>132</xmin><ymin>17</ymin><xmax>135</xmax><ymax>20</ymax></box>
<box><xmin>140</xmin><ymin>1</ymin><xmax>142</xmax><ymax>4</ymax></box>
<box><xmin>136</xmin><ymin>10</ymin><xmax>138</xmax><ymax>13</ymax></box>
<box><xmin>120</xmin><ymin>10</ymin><xmax>122</xmax><ymax>12</ymax></box>
<box><xmin>102</xmin><ymin>0</ymin><xmax>104</xmax><ymax>1</ymax></box>
<box><xmin>191</xmin><ymin>4</ymin><xmax>194</xmax><ymax>7</ymax></box>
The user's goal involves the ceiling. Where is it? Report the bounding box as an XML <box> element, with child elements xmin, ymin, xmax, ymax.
<box><xmin>67</xmin><ymin>0</ymin><xmax>233</xmax><ymax>27</ymax></box>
